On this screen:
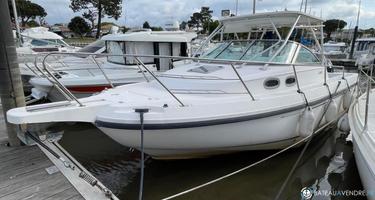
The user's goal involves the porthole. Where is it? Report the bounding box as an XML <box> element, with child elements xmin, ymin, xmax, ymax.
<box><xmin>264</xmin><ymin>78</ymin><xmax>280</xmax><ymax>89</ymax></box>
<box><xmin>285</xmin><ymin>76</ymin><xmax>296</xmax><ymax>87</ymax></box>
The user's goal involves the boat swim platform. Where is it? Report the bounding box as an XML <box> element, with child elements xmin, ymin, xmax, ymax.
<box><xmin>0</xmin><ymin>106</ymin><xmax>118</xmax><ymax>200</ymax></box>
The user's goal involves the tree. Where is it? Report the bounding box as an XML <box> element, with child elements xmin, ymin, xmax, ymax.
<box><xmin>200</xmin><ymin>7</ymin><xmax>213</xmax><ymax>34</ymax></box>
<box><xmin>82</xmin><ymin>10</ymin><xmax>96</xmax><ymax>31</ymax></box>
<box><xmin>68</xmin><ymin>16</ymin><xmax>91</xmax><ymax>37</ymax></box>
<box><xmin>143</xmin><ymin>21</ymin><xmax>151</xmax><ymax>29</ymax></box>
<box><xmin>187</xmin><ymin>7</ymin><xmax>213</xmax><ymax>34</ymax></box>
<box><xmin>323</xmin><ymin>19</ymin><xmax>347</xmax><ymax>39</ymax></box>
<box><xmin>188</xmin><ymin>12</ymin><xmax>202</xmax><ymax>30</ymax></box>
<box><xmin>180</xmin><ymin>21</ymin><xmax>187</xmax><ymax>30</ymax></box>
<box><xmin>26</xmin><ymin>20</ymin><xmax>39</xmax><ymax>27</ymax></box>
<box><xmin>9</xmin><ymin>0</ymin><xmax>47</xmax><ymax>26</ymax></box>
<box><xmin>151</xmin><ymin>26</ymin><xmax>163</xmax><ymax>31</ymax></box>
<box><xmin>70</xmin><ymin>0</ymin><xmax>122</xmax><ymax>38</ymax></box>
<box><xmin>208</xmin><ymin>20</ymin><xmax>219</xmax><ymax>34</ymax></box>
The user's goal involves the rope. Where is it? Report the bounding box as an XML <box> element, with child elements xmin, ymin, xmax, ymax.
<box><xmin>275</xmin><ymin>81</ymin><xmax>342</xmax><ymax>199</ymax></box>
<box><xmin>135</xmin><ymin>108</ymin><xmax>149</xmax><ymax>200</ymax></box>
<box><xmin>161</xmin><ymin>122</ymin><xmax>338</xmax><ymax>200</ymax></box>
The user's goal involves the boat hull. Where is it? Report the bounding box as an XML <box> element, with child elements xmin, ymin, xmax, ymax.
<box><xmin>97</xmin><ymin>94</ymin><xmax>345</xmax><ymax>159</ymax></box>
<box><xmin>353</xmin><ymin>137</ymin><xmax>375</xmax><ymax>200</ymax></box>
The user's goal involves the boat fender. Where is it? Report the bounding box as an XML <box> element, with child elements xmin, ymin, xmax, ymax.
<box><xmin>343</xmin><ymin>90</ymin><xmax>353</xmax><ymax>110</ymax></box>
<box><xmin>325</xmin><ymin>101</ymin><xmax>338</xmax><ymax>122</ymax></box>
<box><xmin>299</xmin><ymin>108</ymin><xmax>316</xmax><ymax>138</ymax></box>
<box><xmin>337</xmin><ymin>114</ymin><xmax>350</xmax><ymax>132</ymax></box>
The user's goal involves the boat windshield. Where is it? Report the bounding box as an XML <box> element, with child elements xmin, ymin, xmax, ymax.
<box><xmin>78</xmin><ymin>40</ymin><xmax>105</xmax><ymax>53</ymax></box>
<box><xmin>201</xmin><ymin>40</ymin><xmax>296</xmax><ymax>63</ymax></box>
<box><xmin>29</xmin><ymin>38</ymin><xmax>68</xmax><ymax>47</ymax></box>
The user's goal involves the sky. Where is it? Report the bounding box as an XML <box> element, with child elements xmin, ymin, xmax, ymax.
<box><xmin>32</xmin><ymin>0</ymin><xmax>375</xmax><ymax>29</ymax></box>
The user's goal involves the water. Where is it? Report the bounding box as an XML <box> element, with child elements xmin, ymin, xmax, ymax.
<box><xmin>54</xmin><ymin>123</ymin><xmax>365</xmax><ymax>200</ymax></box>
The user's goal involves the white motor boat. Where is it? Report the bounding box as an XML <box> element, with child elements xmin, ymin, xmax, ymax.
<box><xmin>15</xmin><ymin>27</ymin><xmax>80</xmax><ymax>92</ymax></box>
<box><xmin>7</xmin><ymin>11</ymin><xmax>358</xmax><ymax>159</ymax></box>
<box><xmin>28</xmin><ymin>31</ymin><xmax>197</xmax><ymax>101</ymax></box>
<box><xmin>322</xmin><ymin>41</ymin><xmax>347</xmax><ymax>60</ymax></box>
<box><xmin>353</xmin><ymin>37</ymin><xmax>375</xmax><ymax>59</ymax></box>
<box><xmin>347</xmin><ymin>49</ymin><xmax>375</xmax><ymax>200</ymax></box>
<box><xmin>16</xmin><ymin>27</ymin><xmax>79</xmax><ymax>62</ymax></box>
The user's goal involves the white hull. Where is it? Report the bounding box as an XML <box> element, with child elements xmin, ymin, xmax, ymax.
<box><xmin>349</xmin><ymin>91</ymin><xmax>375</xmax><ymax>200</ymax></box>
<box><xmin>99</xmin><ymin>94</ymin><xmax>345</xmax><ymax>159</ymax></box>
<box><xmin>353</xmin><ymin>137</ymin><xmax>375</xmax><ymax>200</ymax></box>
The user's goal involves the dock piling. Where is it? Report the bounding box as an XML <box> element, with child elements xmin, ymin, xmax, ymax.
<box><xmin>0</xmin><ymin>0</ymin><xmax>26</xmax><ymax>146</ymax></box>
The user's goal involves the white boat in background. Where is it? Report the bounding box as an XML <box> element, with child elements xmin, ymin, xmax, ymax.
<box><xmin>7</xmin><ymin>11</ymin><xmax>357</xmax><ymax>159</ymax></box>
<box><xmin>16</xmin><ymin>27</ymin><xmax>79</xmax><ymax>61</ymax></box>
<box><xmin>15</xmin><ymin>27</ymin><xmax>81</xmax><ymax>92</ymax></box>
<box><xmin>323</xmin><ymin>41</ymin><xmax>347</xmax><ymax>60</ymax></box>
<box><xmin>29</xmin><ymin>31</ymin><xmax>197</xmax><ymax>101</ymax></box>
<box><xmin>353</xmin><ymin>38</ymin><xmax>375</xmax><ymax>59</ymax></box>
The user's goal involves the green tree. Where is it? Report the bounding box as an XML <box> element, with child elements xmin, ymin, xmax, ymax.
<box><xmin>68</xmin><ymin>16</ymin><xmax>91</xmax><ymax>37</ymax></box>
<box><xmin>180</xmin><ymin>21</ymin><xmax>187</xmax><ymax>30</ymax></box>
<box><xmin>323</xmin><ymin>19</ymin><xmax>347</xmax><ymax>39</ymax></box>
<box><xmin>9</xmin><ymin>0</ymin><xmax>47</xmax><ymax>26</ymax></box>
<box><xmin>26</xmin><ymin>20</ymin><xmax>39</xmax><ymax>27</ymax></box>
<box><xmin>151</xmin><ymin>26</ymin><xmax>163</xmax><ymax>31</ymax></box>
<box><xmin>187</xmin><ymin>7</ymin><xmax>213</xmax><ymax>33</ymax></box>
<box><xmin>82</xmin><ymin>10</ymin><xmax>96</xmax><ymax>31</ymax></box>
<box><xmin>188</xmin><ymin>12</ymin><xmax>202</xmax><ymax>30</ymax></box>
<box><xmin>208</xmin><ymin>20</ymin><xmax>220</xmax><ymax>34</ymax></box>
<box><xmin>201</xmin><ymin>7</ymin><xmax>213</xmax><ymax>34</ymax></box>
<box><xmin>70</xmin><ymin>0</ymin><xmax>122</xmax><ymax>38</ymax></box>
<box><xmin>143</xmin><ymin>21</ymin><xmax>151</xmax><ymax>29</ymax></box>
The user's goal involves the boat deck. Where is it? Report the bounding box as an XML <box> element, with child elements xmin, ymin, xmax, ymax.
<box><xmin>0</xmin><ymin>106</ymin><xmax>85</xmax><ymax>200</ymax></box>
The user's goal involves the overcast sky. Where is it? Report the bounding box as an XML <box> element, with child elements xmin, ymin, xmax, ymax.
<box><xmin>32</xmin><ymin>0</ymin><xmax>375</xmax><ymax>29</ymax></box>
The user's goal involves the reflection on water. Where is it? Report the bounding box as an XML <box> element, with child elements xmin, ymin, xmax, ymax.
<box><xmin>56</xmin><ymin>123</ymin><xmax>365</xmax><ymax>200</ymax></box>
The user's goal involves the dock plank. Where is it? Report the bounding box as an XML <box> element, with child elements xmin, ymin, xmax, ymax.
<box><xmin>44</xmin><ymin>187</ymin><xmax>83</xmax><ymax>200</ymax></box>
<box><xmin>0</xmin><ymin>106</ymin><xmax>85</xmax><ymax>199</ymax></box>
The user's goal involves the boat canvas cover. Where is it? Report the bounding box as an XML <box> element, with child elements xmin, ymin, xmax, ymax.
<box><xmin>21</xmin><ymin>27</ymin><xmax>63</xmax><ymax>40</ymax></box>
<box><xmin>220</xmin><ymin>11</ymin><xmax>324</xmax><ymax>33</ymax></box>
<box><xmin>101</xmin><ymin>31</ymin><xmax>197</xmax><ymax>43</ymax></box>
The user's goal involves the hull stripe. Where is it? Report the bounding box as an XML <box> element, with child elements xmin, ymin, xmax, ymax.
<box><xmin>95</xmin><ymin>84</ymin><xmax>356</xmax><ymax>130</ymax></box>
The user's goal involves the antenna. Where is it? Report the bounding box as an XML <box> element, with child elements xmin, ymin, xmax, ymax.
<box><xmin>235</xmin><ymin>0</ymin><xmax>239</xmax><ymax>16</ymax></box>
<box><xmin>252</xmin><ymin>0</ymin><xmax>256</xmax><ymax>14</ymax></box>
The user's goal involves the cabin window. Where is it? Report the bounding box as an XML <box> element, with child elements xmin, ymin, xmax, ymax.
<box><xmin>107</xmin><ymin>41</ymin><xmax>125</xmax><ymax>64</ymax></box>
<box><xmin>188</xmin><ymin>65</ymin><xmax>224</xmax><ymax>74</ymax></box>
<box><xmin>295</xmin><ymin>47</ymin><xmax>320</xmax><ymax>64</ymax></box>
<box><xmin>30</xmin><ymin>39</ymin><xmax>50</xmax><ymax>46</ymax></box>
<box><xmin>125</xmin><ymin>42</ymin><xmax>154</xmax><ymax>64</ymax></box>
<box><xmin>285</xmin><ymin>76</ymin><xmax>296</xmax><ymax>87</ymax></box>
<box><xmin>264</xmin><ymin>78</ymin><xmax>280</xmax><ymax>89</ymax></box>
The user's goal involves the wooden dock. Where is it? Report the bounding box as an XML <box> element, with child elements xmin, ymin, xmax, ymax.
<box><xmin>0</xmin><ymin>107</ymin><xmax>85</xmax><ymax>200</ymax></box>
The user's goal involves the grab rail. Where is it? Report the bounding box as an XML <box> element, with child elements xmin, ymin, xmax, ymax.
<box><xmin>358</xmin><ymin>63</ymin><xmax>374</xmax><ymax>131</ymax></box>
<box><xmin>36</xmin><ymin>51</ymin><xmax>294</xmax><ymax>107</ymax></box>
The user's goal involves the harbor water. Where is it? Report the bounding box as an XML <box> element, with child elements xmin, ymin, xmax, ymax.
<box><xmin>55</xmin><ymin>122</ymin><xmax>365</xmax><ymax>200</ymax></box>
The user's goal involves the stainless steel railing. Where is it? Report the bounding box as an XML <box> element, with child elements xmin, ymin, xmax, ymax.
<box><xmin>35</xmin><ymin>52</ymin><xmax>269</xmax><ymax>107</ymax></box>
<box><xmin>357</xmin><ymin>63</ymin><xmax>374</xmax><ymax>131</ymax></box>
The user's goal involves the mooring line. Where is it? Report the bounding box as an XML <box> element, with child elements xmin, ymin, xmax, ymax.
<box><xmin>161</xmin><ymin>119</ymin><xmax>338</xmax><ymax>200</ymax></box>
